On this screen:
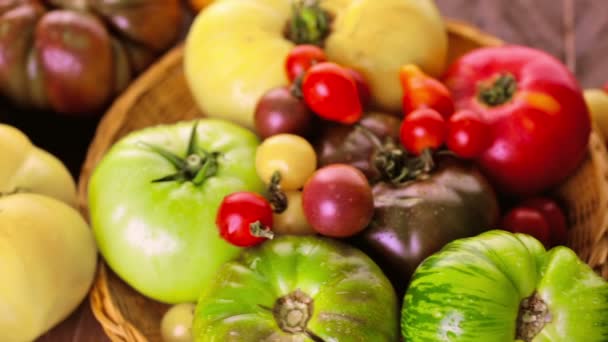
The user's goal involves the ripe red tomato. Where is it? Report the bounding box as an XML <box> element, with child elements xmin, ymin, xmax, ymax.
<box><xmin>400</xmin><ymin>108</ymin><xmax>446</xmax><ymax>155</ymax></box>
<box><xmin>346</xmin><ymin>68</ymin><xmax>371</xmax><ymax>109</ymax></box>
<box><xmin>216</xmin><ymin>192</ymin><xmax>274</xmax><ymax>247</ymax></box>
<box><xmin>501</xmin><ymin>207</ymin><xmax>551</xmax><ymax>247</ymax></box>
<box><xmin>520</xmin><ymin>197</ymin><xmax>568</xmax><ymax>247</ymax></box>
<box><xmin>302</xmin><ymin>62</ymin><xmax>363</xmax><ymax>124</ymax></box>
<box><xmin>285</xmin><ymin>45</ymin><xmax>327</xmax><ymax>82</ymax></box>
<box><xmin>302</xmin><ymin>164</ymin><xmax>374</xmax><ymax>238</ymax></box>
<box><xmin>446</xmin><ymin>109</ymin><xmax>490</xmax><ymax>159</ymax></box>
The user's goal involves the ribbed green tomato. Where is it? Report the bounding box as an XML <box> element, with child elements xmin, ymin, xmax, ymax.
<box><xmin>402</xmin><ymin>230</ymin><xmax>608</xmax><ymax>342</ymax></box>
<box><xmin>88</xmin><ymin>119</ymin><xmax>265</xmax><ymax>304</ymax></box>
<box><xmin>193</xmin><ymin>236</ymin><xmax>398</xmax><ymax>341</ymax></box>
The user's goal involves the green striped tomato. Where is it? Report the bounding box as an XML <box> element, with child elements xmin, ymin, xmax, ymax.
<box><xmin>402</xmin><ymin>230</ymin><xmax>608</xmax><ymax>342</ymax></box>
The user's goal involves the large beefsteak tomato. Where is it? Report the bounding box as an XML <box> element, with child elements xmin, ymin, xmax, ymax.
<box><xmin>88</xmin><ymin>119</ymin><xmax>265</xmax><ymax>303</ymax></box>
<box><xmin>402</xmin><ymin>230</ymin><xmax>608</xmax><ymax>341</ymax></box>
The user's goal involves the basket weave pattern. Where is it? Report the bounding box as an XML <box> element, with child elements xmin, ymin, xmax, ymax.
<box><xmin>77</xmin><ymin>21</ymin><xmax>608</xmax><ymax>342</ymax></box>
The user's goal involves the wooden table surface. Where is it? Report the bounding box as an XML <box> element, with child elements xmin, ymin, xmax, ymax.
<box><xmin>12</xmin><ymin>0</ymin><xmax>606</xmax><ymax>341</ymax></box>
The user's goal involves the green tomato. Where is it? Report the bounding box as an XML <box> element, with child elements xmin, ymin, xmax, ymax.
<box><xmin>88</xmin><ymin>119</ymin><xmax>265</xmax><ymax>303</ymax></box>
<box><xmin>402</xmin><ymin>230</ymin><xmax>608</xmax><ymax>342</ymax></box>
<box><xmin>193</xmin><ymin>236</ymin><xmax>398</xmax><ymax>341</ymax></box>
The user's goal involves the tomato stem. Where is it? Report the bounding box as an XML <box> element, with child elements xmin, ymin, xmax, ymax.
<box><xmin>516</xmin><ymin>292</ymin><xmax>551</xmax><ymax>341</ymax></box>
<box><xmin>273</xmin><ymin>289</ymin><xmax>314</xmax><ymax>334</ymax></box>
<box><xmin>268</xmin><ymin>171</ymin><xmax>288</xmax><ymax>213</ymax></box>
<box><xmin>478</xmin><ymin>73</ymin><xmax>517</xmax><ymax>107</ymax></box>
<box><xmin>287</xmin><ymin>0</ymin><xmax>331</xmax><ymax>46</ymax></box>
<box><xmin>249</xmin><ymin>221</ymin><xmax>275</xmax><ymax>240</ymax></box>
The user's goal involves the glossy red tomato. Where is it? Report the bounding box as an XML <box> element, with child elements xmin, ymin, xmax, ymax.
<box><xmin>400</xmin><ymin>108</ymin><xmax>446</xmax><ymax>155</ymax></box>
<box><xmin>447</xmin><ymin>109</ymin><xmax>490</xmax><ymax>158</ymax></box>
<box><xmin>216</xmin><ymin>192</ymin><xmax>274</xmax><ymax>247</ymax></box>
<box><xmin>501</xmin><ymin>206</ymin><xmax>551</xmax><ymax>247</ymax></box>
<box><xmin>302</xmin><ymin>62</ymin><xmax>363</xmax><ymax>124</ymax></box>
<box><xmin>285</xmin><ymin>44</ymin><xmax>327</xmax><ymax>82</ymax></box>
<box><xmin>346</xmin><ymin>68</ymin><xmax>371</xmax><ymax>109</ymax></box>
<box><xmin>520</xmin><ymin>197</ymin><xmax>568</xmax><ymax>247</ymax></box>
<box><xmin>302</xmin><ymin>164</ymin><xmax>374</xmax><ymax>238</ymax></box>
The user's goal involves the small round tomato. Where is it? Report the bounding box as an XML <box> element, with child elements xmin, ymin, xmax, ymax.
<box><xmin>255</xmin><ymin>134</ymin><xmax>317</xmax><ymax>190</ymax></box>
<box><xmin>346</xmin><ymin>68</ymin><xmax>371</xmax><ymax>108</ymax></box>
<box><xmin>400</xmin><ymin>108</ymin><xmax>446</xmax><ymax>155</ymax></box>
<box><xmin>447</xmin><ymin>109</ymin><xmax>490</xmax><ymax>158</ymax></box>
<box><xmin>285</xmin><ymin>44</ymin><xmax>327</xmax><ymax>82</ymax></box>
<box><xmin>302</xmin><ymin>62</ymin><xmax>363</xmax><ymax>124</ymax></box>
<box><xmin>501</xmin><ymin>207</ymin><xmax>551</xmax><ymax>247</ymax></box>
<box><xmin>216</xmin><ymin>192</ymin><xmax>274</xmax><ymax>247</ymax></box>
<box><xmin>254</xmin><ymin>86</ymin><xmax>313</xmax><ymax>139</ymax></box>
<box><xmin>161</xmin><ymin>303</ymin><xmax>196</xmax><ymax>342</ymax></box>
<box><xmin>520</xmin><ymin>197</ymin><xmax>568</xmax><ymax>247</ymax></box>
<box><xmin>302</xmin><ymin>164</ymin><xmax>374</xmax><ymax>238</ymax></box>
<box><xmin>272</xmin><ymin>190</ymin><xmax>315</xmax><ymax>235</ymax></box>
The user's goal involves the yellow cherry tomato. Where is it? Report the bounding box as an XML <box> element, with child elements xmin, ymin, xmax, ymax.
<box><xmin>161</xmin><ymin>303</ymin><xmax>196</xmax><ymax>342</ymax></box>
<box><xmin>255</xmin><ymin>134</ymin><xmax>317</xmax><ymax>190</ymax></box>
<box><xmin>273</xmin><ymin>190</ymin><xmax>315</xmax><ymax>235</ymax></box>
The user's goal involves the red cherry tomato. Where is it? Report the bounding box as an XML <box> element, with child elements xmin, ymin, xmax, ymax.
<box><xmin>446</xmin><ymin>109</ymin><xmax>490</xmax><ymax>159</ymax></box>
<box><xmin>346</xmin><ymin>68</ymin><xmax>371</xmax><ymax>109</ymax></box>
<box><xmin>216</xmin><ymin>192</ymin><xmax>274</xmax><ymax>247</ymax></box>
<box><xmin>520</xmin><ymin>197</ymin><xmax>568</xmax><ymax>247</ymax></box>
<box><xmin>302</xmin><ymin>62</ymin><xmax>363</xmax><ymax>124</ymax></box>
<box><xmin>400</xmin><ymin>108</ymin><xmax>447</xmax><ymax>155</ymax></box>
<box><xmin>285</xmin><ymin>45</ymin><xmax>327</xmax><ymax>82</ymax></box>
<box><xmin>501</xmin><ymin>207</ymin><xmax>551</xmax><ymax>247</ymax></box>
<box><xmin>603</xmin><ymin>82</ymin><xmax>608</xmax><ymax>94</ymax></box>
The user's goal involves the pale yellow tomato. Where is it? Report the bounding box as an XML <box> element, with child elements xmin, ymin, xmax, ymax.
<box><xmin>161</xmin><ymin>303</ymin><xmax>196</xmax><ymax>342</ymax></box>
<box><xmin>584</xmin><ymin>89</ymin><xmax>608</xmax><ymax>142</ymax></box>
<box><xmin>273</xmin><ymin>190</ymin><xmax>315</xmax><ymax>235</ymax></box>
<box><xmin>255</xmin><ymin>134</ymin><xmax>317</xmax><ymax>190</ymax></box>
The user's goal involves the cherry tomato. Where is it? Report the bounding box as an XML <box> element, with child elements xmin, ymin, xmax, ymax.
<box><xmin>400</xmin><ymin>108</ymin><xmax>447</xmax><ymax>155</ymax></box>
<box><xmin>446</xmin><ymin>109</ymin><xmax>490</xmax><ymax>159</ymax></box>
<box><xmin>254</xmin><ymin>86</ymin><xmax>313</xmax><ymax>139</ymax></box>
<box><xmin>603</xmin><ymin>82</ymin><xmax>608</xmax><ymax>93</ymax></box>
<box><xmin>346</xmin><ymin>68</ymin><xmax>371</xmax><ymax>109</ymax></box>
<box><xmin>160</xmin><ymin>303</ymin><xmax>195</xmax><ymax>342</ymax></box>
<box><xmin>302</xmin><ymin>164</ymin><xmax>374</xmax><ymax>238</ymax></box>
<box><xmin>285</xmin><ymin>44</ymin><xmax>327</xmax><ymax>82</ymax></box>
<box><xmin>520</xmin><ymin>197</ymin><xmax>568</xmax><ymax>247</ymax></box>
<box><xmin>255</xmin><ymin>134</ymin><xmax>317</xmax><ymax>190</ymax></box>
<box><xmin>501</xmin><ymin>207</ymin><xmax>551</xmax><ymax>247</ymax></box>
<box><xmin>302</xmin><ymin>62</ymin><xmax>363</xmax><ymax>124</ymax></box>
<box><xmin>216</xmin><ymin>192</ymin><xmax>274</xmax><ymax>247</ymax></box>
<box><xmin>272</xmin><ymin>190</ymin><xmax>315</xmax><ymax>235</ymax></box>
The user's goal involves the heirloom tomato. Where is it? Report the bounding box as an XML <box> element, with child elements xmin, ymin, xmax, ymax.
<box><xmin>192</xmin><ymin>236</ymin><xmax>399</xmax><ymax>341</ymax></box>
<box><xmin>443</xmin><ymin>45</ymin><xmax>591</xmax><ymax>196</ymax></box>
<box><xmin>88</xmin><ymin>119</ymin><xmax>265</xmax><ymax>303</ymax></box>
<box><xmin>402</xmin><ymin>230</ymin><xmax>608</xmax><ymax>342</ymax></box>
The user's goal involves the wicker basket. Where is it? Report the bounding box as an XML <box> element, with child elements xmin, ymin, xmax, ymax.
<box><xmin>77</xmin><ymin>20</ymin><xmax>608</xmax><ymax>342</ymax></box>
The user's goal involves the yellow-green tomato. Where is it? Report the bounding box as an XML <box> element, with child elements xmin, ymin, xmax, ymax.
<box><xmin>0</xmin><ymin>194</ymin><xmax>97</xmax><ymax>342</ymax></box>
<box><xmin>273</xmin><ymin>190</ymin><xmax>315</xmax><ymax>235</ymax></box>
<box><xmin>161</xmin><ymin>303</ymin><xmax>196</xmax><ymax>342</ymax></box>
<box><xmin>255</xmin><ymin>134</ymin><xmax>317</xmax><ymax>190</ymax></box>
<box><xmin>185</xmin><ymin>0</ymin><xmax>447</xmax><ymax>128</ymax></box>
<box><xmin>584</xmin><ymin>88</ymin><xmax>608</xmax><ymax>141</ymax></box>
<box><xmin>0</xmin><ymin>124</ymin><xmax>76</xmax><ymax>206</ymax></box>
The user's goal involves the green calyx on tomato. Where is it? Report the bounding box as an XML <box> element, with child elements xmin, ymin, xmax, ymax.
<box><xmin>287</xmin><ymin>0</ymin><xmax>331</xmax><ymax>46</ymax></box>
<box><xmin>192</xmin><ymin>235</ymin><xmax>399</xmax><ymax>341</ymax></box>
<box><xmin>477</xmin><ymin>73</ymin><xmax>518</xmax><ymax>107</ymax></box>
<box><xmin>88</xmin><ymin>119</ymin><xmax>265</xmax><ymax>304</ymax></box>
<box><xmin>402</xmin><ymin>230</ymin><xmax>608</xmax><ymax>342</ymax></box>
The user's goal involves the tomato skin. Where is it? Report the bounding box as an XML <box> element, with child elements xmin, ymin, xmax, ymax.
<box><xmin>501</xmin><ymin>207</ymin><xmax>551</xmax><ymax>247</ymax></box>
<box><xmin>510</xmin><ymin>197</ymin><xmax>568</xmax><ymax>247</ymax></box>
<box><xmin>302</xmin><ymin>62</ymin><xmax>363</xmax><ymax>124</ymax></box>
<box><xmin>399</xmin><ymin>64</ymin><xmax>454</xmax><ymax>118</ymax></box>
<box><xmin>443</xmin><ymin>45</ymin><xmax>591</xmax><ymax>196</ymax></box>
<box><xmin>302</xmin><ymin>164</ymin><xmax>374</xmax><ymax>238</ymax></box>
<box><xmin>447</xmin><ymin>109</ymin><xmax>490</xmax><ymax>158</ymax></box>
<box><xmin>285</xmin><ymin>45</ymin><xmax>327</xmax><ymax>82</ymax></box>
<box><xmin>216</xmin><ymin>192</ymin><xmax>274</xmax><ymax>247</ymax></box>
<box><xmin>254</xmin><ymin>86</ymin><xmax>313</xmax><ymax>139</ymax></box>
<box><xmin>346</xmin><ymin>68</ymin><xmax>371</xmax><ymax>108</ymax></box>
<box><xmin>400</xmin><ymin>108</ymin><xmax>446</xmax><ymax>155</ymax></box>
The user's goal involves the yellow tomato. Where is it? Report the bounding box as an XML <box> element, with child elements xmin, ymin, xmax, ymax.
<box><xmin>273</xmin><ymin>190</ymin><xmax>315</xmax><ymax>235</ymax></box>
<box><xmin>255</xmin><ymin>134</ymin><xmax>317</xmax><ymax>190</ymax></box>
<box><xmin>0</xmin><ymin>124</ymin><xmax>76</xmax><ymax>206</ymax></box>
<box><xmin>185</xmin><ymin>0</ymin><xmax>447</xmax><ymax>128</ymax></box>
<box><xmin>584</xmin><ymin>89</ymin><xmax>608</xmax><ymax>142</ymax></box>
